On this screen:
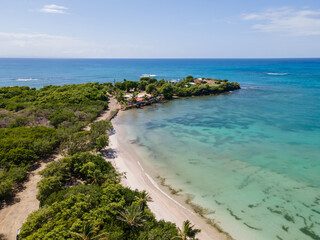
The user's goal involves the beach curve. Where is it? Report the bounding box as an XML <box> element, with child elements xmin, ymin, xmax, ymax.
<box><xmin>106</xmin><ymin>111</ymin><xmax>232</xmax><ymax>240</ymax></box>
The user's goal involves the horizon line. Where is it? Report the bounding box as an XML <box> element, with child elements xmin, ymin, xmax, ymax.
<box><xmin>1</xmin><ymin>57</ymin><xmax>320</xmax><ymax>60</ymax></box>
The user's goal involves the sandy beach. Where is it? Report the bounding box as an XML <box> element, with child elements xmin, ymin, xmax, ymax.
<box><xmin>107</xmin><ymin>111</ymin><xmax>232</xmax><ymax>240</ymax></box>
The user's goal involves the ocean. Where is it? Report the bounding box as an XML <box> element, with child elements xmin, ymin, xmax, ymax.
<box><xmin>1</xmin><ymin>58</ymin><xmax>319</xmax><ymax>239</ymax></box>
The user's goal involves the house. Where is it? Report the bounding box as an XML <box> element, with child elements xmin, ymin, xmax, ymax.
<box><xmin>194</xmin><ymin>78</ymin><xmax>207</xmax><ymax>84</ymax></box>
<box><xmin>124</xmin><ymin>94</ymin><xmax>132</xmax><ymax>100</ymax></box>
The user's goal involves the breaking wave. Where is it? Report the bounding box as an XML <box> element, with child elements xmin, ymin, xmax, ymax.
<box><xmin>266</xmin><ymin>73</ymin><xmax>288</xmax><ymax>76</ymax></box>
<box><xmin>16</xmin><ymin>78</ymin><xmax>39</xmax><ymax>82</ymax></box>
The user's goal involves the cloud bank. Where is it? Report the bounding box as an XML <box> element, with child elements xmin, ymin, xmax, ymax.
<box><xmin>243</xmin><ymin>7</ymin><xmax>320</xmax><ymax>36</ymax></box>
<box><xmin>0</xmin><ymin>32</ymin><xmax>154</xmax><ymax>58</ymax></box>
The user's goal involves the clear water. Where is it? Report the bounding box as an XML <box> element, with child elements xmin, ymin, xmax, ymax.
<box><xmin>1</xmin><ymin>58</ymin><xmax>320</xmax><ymax>239</ymax></box>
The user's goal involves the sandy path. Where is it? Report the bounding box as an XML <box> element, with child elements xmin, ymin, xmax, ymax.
<box><xmin>0</xmin><ymin>96</ymin><xmax>118</xmax><ymax>240</ymax></box>
<box><xmin>107</xmin><ymin>114</ymin><xmax>232</xmax><ymax>240</ymax></box>
<box><xmin>84</xmin><ymin>96</ymin><xmax>118</xmax><ymax>131</ymax></box>
<box><xmin>0</xmin><ymin>154</ymin><xmax>61</xmax><ymax>240</ymax></box>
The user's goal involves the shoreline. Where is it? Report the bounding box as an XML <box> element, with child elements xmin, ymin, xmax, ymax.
<box><xmin>107</xmin><ymin>110</ymin><xmax>233</xmax><ymax>240</ymax></box>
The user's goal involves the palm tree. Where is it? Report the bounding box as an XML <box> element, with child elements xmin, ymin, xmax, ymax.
<box><xmin>143</xmin><ymin>94</ymin><xmax>149</xmax><ymax>102</ymax></box>
<box><xmin>70</xmin><ymin>222</ymin><xmax>108</xmax><ymax>240</ymax></box>
<box><xmin>117</xmin><ymin>204</ymin><xmax>145</xmax><ymax>228</ymax></box>
<box><xmin>134</xmin><ymin>190</ymin><xmax>153</xmax><ymax>210</ymax></box>
<box><xmin>171</xmin><ymin>220</ymin><xmax>201</xmax><ymax>240</ymax></box>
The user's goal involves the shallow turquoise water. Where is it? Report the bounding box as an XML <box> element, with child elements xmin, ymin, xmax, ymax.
<box><xmin>116</xmin><ymin>66</ymin><xmax>320</xmax><ymax>239</ymax></box>
<box><xmin>1</xmin><ymin>58</ymin><xmax>320</xmax><ymax>239</ymax></box>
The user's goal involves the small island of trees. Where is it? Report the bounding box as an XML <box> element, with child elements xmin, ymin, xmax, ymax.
<box><xmin>109</xmin><ymin>75</ymin><xmax>240</xmax><ymax>110</ymax></box>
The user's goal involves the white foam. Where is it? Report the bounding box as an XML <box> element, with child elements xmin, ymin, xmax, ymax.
<box><xmin>16</xmin><ymin>78</ymin><xmax>39</xmax><ymax>82</ymax></box>
<box><xmin>145</xmin><ymin>172</ymin><xmax>194</xmax><ymax>214</ymax></box>
<box><xmin>137</xmin><ymin>160</ymin><xmax>145</xmax><ymax>172</ymax></box>
<box><xmin>140</xmin><ymin>74</ymin><xmax>157</xmax><ymax>78</ymax></box>
<box><xmin>241</xmin><ymin>86</ymin><xmax>259</xmax><ymax>90</ymax></box>
<box><xmin>266</xmin><ymin>73</ymin><xmax>288</xmax><ymax>76</ymax></box>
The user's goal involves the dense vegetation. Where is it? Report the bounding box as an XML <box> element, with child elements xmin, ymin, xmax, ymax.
<box><xmin>109</xmin><ymin>76</ymin><xmax>240</xmax><ymax>104</ymax></box>
<box><xmin>21</xmin><ymin>150</ymin><xmax>200</xmax><ymax>239</ymax></box>
<box><xmin>0</xmin><ymin>127</ymin><xmax>57</xmax><ymax>200</ymax></box>
<box><xmin>20</xmin><ymin>152</ymin><xmax>182</xmax><ymax>239</ymax></box>
<box><xmin>172</xmin><ymin>76</ymin><xmax>240</xmax><ymax>98</ymax></box>
<box><xmin>0</xmin><ymin>83</ymin><xmax>110</xmax><ymax>202</ymax></box>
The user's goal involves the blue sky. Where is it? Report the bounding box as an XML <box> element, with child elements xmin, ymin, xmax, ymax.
<box><xmin>0</xmin><ymin>0</ymin><xmax>320</xmax><ymax>58</ymax></box>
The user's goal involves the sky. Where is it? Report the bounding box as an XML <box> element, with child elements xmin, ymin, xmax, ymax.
<box><xmin>0</xmin><ymin>0</ymin><xmax>320</xmax><ymax>58</ymax></box>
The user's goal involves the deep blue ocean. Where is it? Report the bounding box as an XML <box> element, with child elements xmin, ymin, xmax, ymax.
<box><xmin>1</xmin><ymin>58</ymin><xmax>319</xmax><ymax>239</ymax></box>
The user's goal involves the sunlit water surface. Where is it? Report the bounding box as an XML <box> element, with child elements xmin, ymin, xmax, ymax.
<box><xmin>1</xmin><ymin>58</ymin><xmax>319</xmax><ymax>240</ymax></box>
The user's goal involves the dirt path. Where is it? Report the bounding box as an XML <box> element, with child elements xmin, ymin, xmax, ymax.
<box><xmin>84</xmin><ymin>97</ymin><xmax>118</xmax><ymax>131</ymax></box>
<box><xmin>0</xmin><ymin>154</ymin><xmax>62</xmax><ymax>240</ymax></box>
<box><xmin>0</xmin><ymin>96</ymin><xmax>118</xmax><ymax>240</ymax></box>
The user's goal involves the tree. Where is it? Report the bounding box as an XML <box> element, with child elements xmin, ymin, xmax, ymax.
<box><xmin>48</xmin><ymin>110</ymin><xmax>76</xmax><ymax>128</ymax></box>
<box><xmin>36</xmin><ymin>175</ymin><xmax>63</xmax><ymax>203</ymax></box>
<box><xmin>70</xmin><ymin>222</ymin><xmax>109</xmax><ymax>240</ymax></box>
<box><xmin>146</xmin><ymin>84</ymin><xmax>157</xmax><ymax>94</ymax></box>
<box><xmin>157</xmin><ymin>79</ymin><xmax>166</xmax><ymax>87</ymax></box>
<box><xmin>161</xmin><ymin>83</ymin><xmax>174</xmax><ymax>99</ymax></box>
<box><xmin>135</xmin><ymin>190</ymin><xmax>153</xmax><ymax>210</ymax></box>
<box><xmin>172</xmin><ymin>220</ymin><xmax>201</xmax><ymax>240</ymax></box>
<box><xmin>117</xmin><ymin>204</ymin><xmax>145</xmax><ymax>228</ymax></box>
<box><xmin>114</xmin><ymin>89</ymin><xmax>124</xmax><ymax>102</ymax></box>
<box><xmin>138</xmin><ymin>80</ymin><xmax>148</xmax><ymax>91</ymax></box>
<box><xmin>95</xmin><ymin>135</ymin><xmax>109</xmax><ymax>151</ymax></box>
<box><xmin>60</xmin><ymin>131</ymin><xmax>90</xmax><ymax>156</ymax></box>
<box><xmin>0</xmin><ymin>179</ymin><xmax>14</xmax><ymax>200</ymax></box>
<box><xmin>131</xmin><ymin>92</ymin><xmax>138</xmax><ymax>104</ymax></box>
<box><xmin>185</xmin><ymin>76</ymin><xmax>194</xmax><ymax>82</ymax></box>
<box><xmin>89</xmin><ymin>121</ymin><xmax>113</xmax><ymax>148</ymax></box>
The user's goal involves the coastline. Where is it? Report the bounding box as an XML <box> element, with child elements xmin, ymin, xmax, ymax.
<box><xmin>107</xmin><ymin>110</ymin><xmax>232</xmax><ymax>240</ymax></box>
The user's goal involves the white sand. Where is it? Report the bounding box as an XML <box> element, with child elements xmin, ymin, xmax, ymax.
<box><xmin>107</xmin><ymin>112</ymin><xmax>232</xmax><ymax>240</ymax></box>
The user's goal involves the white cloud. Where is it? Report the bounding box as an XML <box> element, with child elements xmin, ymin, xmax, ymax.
<box><xmin>39</xmin><ymin>4</ymin><xmax>68</xmax><ymax>14</ymax></box>
<box><xmin>242</xmin><ymin>7</ymin><xmax>320</xmax><ymax>36</ymax></box>
<box><xmin>0</xmin><ymin>32</ymin><xmax>154</xmax><ymax>58</ymax></box>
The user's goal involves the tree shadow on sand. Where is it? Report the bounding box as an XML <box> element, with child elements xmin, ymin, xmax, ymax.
<box><xmin>101</xmin><ymin>148</ymin><xmax>118</xmax><ymax>159</ymax></box>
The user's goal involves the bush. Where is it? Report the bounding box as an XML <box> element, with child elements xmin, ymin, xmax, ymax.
<box><xmin>0</xmin><ymin>179</ymin><xmax>13</xmax><ymax>200</ymax></box>
<box><xmin>161</xmin><ymin>84</ymin><xmax>174</xmax><ymax>99</ymax></box>
<box><xmin>146</xmin><ymin>84</ymin><xmax>157</xmax><ymax>94</ymax></box>
<box><xmin>95</xmin><ymin>135</ymin><xmax>109</xmax><ymax>151</ymax></box>
<box><xmin>60</xmin><ymin>131</ymin><xmax>90</xmax><ymax>156</ymax></box>
<box><xmin>2</xmin><ymin>148</ymin><xmax>38</xmax><ymax>166</ymax></box>
<box><xmin>89</xmin><ymin>120</ymin><xmax>113</xmax><ymax>148</ymax></box>
<box><xmin>37</xmin><ymin>175</ymin><xmax>63</xmax><ymax>203</ymax></box>
<box><xmin>9</xmin><ymin>116</ymin><xmax>30</xmax><ymax>128</ymax></box>
<box><xmin>48</xmin><ymin>110</ymin><xmax>76</xmax><ymax>128</ymax></box>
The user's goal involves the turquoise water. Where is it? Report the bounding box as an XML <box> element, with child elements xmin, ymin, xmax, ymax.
<box><xmin>1</xmin><ymin>58</ymin><xmax>320</xmax><ymax>239</ymax></box>
<box><xmin>113</xmin><ymin>60</ymin><xmax>319</xmax><ymax>240</ymax></box>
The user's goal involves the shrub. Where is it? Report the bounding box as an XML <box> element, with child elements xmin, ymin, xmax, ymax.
<box><xmin>9</xmin><ymin>116</ymin><xmax>30</xmax><ymax>128</ymax></box>
<box><xmin>146</xmin><ymin>84</ymin><xmax>157</xmax><ymax>94</ymax></box>
<box><xmin>37</xmin><ymin>175</ymin><xmax>63</xmax><ymax>203</ymax></box>
<box><xmin>161</xmin><ymin>84</ymin><xmax>174</xmax><ymax>99</ymax></box>
<box><xmin>0</xmin><ymin>179</ymin><xmax>13</xmax><ymax>200</ymax></box>
<box><xmin>95</xmin><ymin>135</ymin><xmax>109</xmax><ymax>151</ymax></box>
<box><xmin>48</xmin><ymin>110</ymin><xmax>76</xmax><ymax>128</ymax></box>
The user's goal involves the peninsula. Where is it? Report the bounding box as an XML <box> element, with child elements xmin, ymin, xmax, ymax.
<box><xmin>0</xmin><ymin>76</ymin><xmax>240</xmax><ymax>240</ymax></box>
